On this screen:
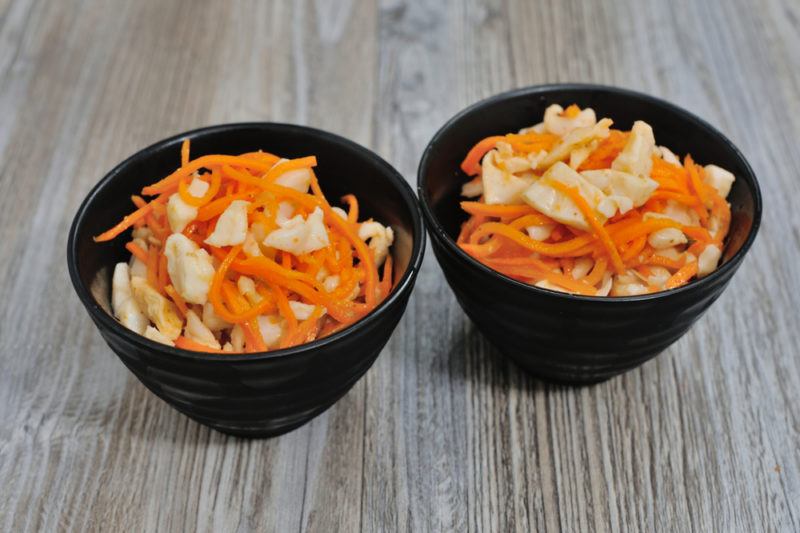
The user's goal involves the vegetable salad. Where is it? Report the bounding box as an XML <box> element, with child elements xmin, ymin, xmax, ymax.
<box><xmin>457</xmin><ymin>104</ymin><xmax>734</xmax><ymax>296</ymax></box>
<box><xmin>97</xmin><ymin>141</ymin><xmax>395</xmax><ymax>353</ymax></box>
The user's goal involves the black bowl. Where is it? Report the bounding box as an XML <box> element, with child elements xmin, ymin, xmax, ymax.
<box><xmin>68</xmin><ymin>123</ymin><xmax>425</xmax><ymax>437</ymax></box>
<box><xmin>418</xmin><ymin>84</ymin><xmax>762</xmax><ymax>384</ymax></box>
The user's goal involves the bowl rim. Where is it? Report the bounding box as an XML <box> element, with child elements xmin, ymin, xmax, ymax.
<box><xmin>417</xmin><ymin>83</ymin><xmax>763</xmax><ymax>303</ymax></box>
<box><xmin>68</xmin><ymin>122</ymin><xmax>426</xmax><ymax>361</ymax></box>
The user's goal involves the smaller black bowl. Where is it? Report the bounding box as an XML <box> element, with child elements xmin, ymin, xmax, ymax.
<box><xmin>68</xmin><ymin>123</ymin><xmax>425</xmax><ymax>437</ymax></box>
<box><xmin>418</xmin><ymin>84</ymin><xmax>762</xmax><ymax>384</ymax></box>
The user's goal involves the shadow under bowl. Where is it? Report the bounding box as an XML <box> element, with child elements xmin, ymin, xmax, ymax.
<box><xmin>68</xmin><ymin>123</ymin><xmax>425</xmax><ymax>437</ymax></box>
<box><xmin>418</xmin><ymin>84</ymin><xmax>761</xmax><ymax>384</ymax></box>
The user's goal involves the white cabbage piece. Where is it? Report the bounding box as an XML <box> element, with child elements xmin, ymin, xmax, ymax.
<box><xmin>358</xmin><ymin>220</ymin><xmax>394</xmax><ymax>266</ymax></box>
<box><xmin>612</xmin><ymin>120</ymin><xmax>656</xmax><ymax>178</ymax></box>
<box><xmin>263</xmin><ymin>206</ymin><xmax>330</xmax><ymax>255</ymax></box>
<box><xmin>697</xmin><ymin>244</ymin><xmax>722</xmax><ymax>278</ymax></box>
<box><xmin>323</xmin><ymin>275</ymin><xmax>340</xmax><ymax>292</ymax></box>
<box><xmin>703</xmin><ymin>164</ymin><xmax>735</xmax><ymax>198</ymax></box>
<box><xmin>533</xmin><ymin>279</ymin><xmax>570</xmax><ymax>293</ymax></box>
<box><xmin>610</xmin><ymin>271</ymin><xmax>649</xmax><ymax>296</ymax></box>
<box><xmin>202</xmin><ymin>302</ymin><xmax>231</xmax><ymax>332</ymax></box>
<box><xmin>237</xmin><ymin>275</ymin><xmax>262</xmax><ymax>306</ymax></box>
<box><xmin>275</xmin><ymin>167</ymin><xmax>313</xmax><ymax>192</ymax></box>
<box><xmin>571</xmin><ymin>257</ymin><xmax>594</xmax><ymax>280</ymax></box>
<box><xmin>166</xmin><ymin>178</ymin><xmax>209</xmax><ymax>233</ymax></box>
<box><xmin>543</xmin><ymin>104</ymin><xmax>597</xmax><ymax>136</ymax></box>
<box><xmin>481</xmin><ymin>150</ymin><xmax>536</xmax><ymax>205</ymax></box>
<box><xmin>657</xmin><ymin>145</ymin><xmax>681</xmax><ymax>166</ymax></box>
<box><xmin>276</xmin><ymin>201</ymin><xmax>296</xmax><ymax>225</ymax></box>
<box><xmin>580</xmin><ymin>169</ymin><xmax>658</xmax><ymax>212</ymax></box>
<box><xmin>288</xmin><ymin>300</ymin><xmax>325</xmax><ymax>320</ymax></box>
<box><xmin>257</xmin><ymin>315</ymin><xmax>284</xmax><ymax>348</ymax></box>
<box><xmin>143</xmin><ymin>325</ymin><xmax>174</xmax><ymax>346</ymax></box>
<box><xmin>164</xmin><ymin>233</ymin><xmax>215</xmax><ymax>305</ymax></box>
<box><xmin>647</xmin><ymin>228</ymin><xmax>688</xmax><ymax>249</ymax></box>
<box><xmin>596</xmin><ymin>272</ymin><xmax>613</xmax><ymax>296</ymax></box>
<box><xmin>204</xmin><ymin>200</ymin><xmax>250</xmax><ymax>247</ymax></box>
<box><xmin>184</xmin><ymin>310</ymin><xmax>220</xmax><ymax>349</ymax></box>
<box><xmin>461</xmin><ymin>179</ymin><xmax>483</xmax><ymax>198</ymax></box>
<box><xmin>521</xmin><ymin>162</ymin><xmax>613</xmax><ymax>231</ymax></box>
<box><xmin>130</xmin><ymin>277</ymin><xmax>183</xmax><ymax>340</ymax></box>
<box><xmin>230</xmin><ymin>324</ymin><xmax>245</xmax><ymax>352</ymax></box>
<box><xmin>526</xmin><ymin>224</ymin><xmax>555</xmax><ymax>241</ymax></box>
<box><xmin>538</xmin><ymin>118</ymin><xmax>613</xmax><ymax>169</ymax></box>
<box><xmin>111</xmin><ymin>263</ymin><xmax>148</xmax><ymax>335</ymax></box>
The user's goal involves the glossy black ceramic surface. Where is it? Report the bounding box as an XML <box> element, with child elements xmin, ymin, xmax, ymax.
<box><xmin>68</xmin><ymin>123</ymin><xmax>425</xmax><ymax>437</ymax></box>
<box><xmin>418</xmin><ymin>84</ymin><xmax>761</xmax><ymax>384</ymax></box>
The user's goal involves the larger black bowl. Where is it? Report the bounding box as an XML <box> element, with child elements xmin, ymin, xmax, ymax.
<box><xmin>68</xmin><ymin>123</ymin><xmax>425</xmax><ymax>437</ymax></box>
<box><xmin>418</xmin><ymin>84</ymin><xmax>761</xmax><ymax>384</ymax></box>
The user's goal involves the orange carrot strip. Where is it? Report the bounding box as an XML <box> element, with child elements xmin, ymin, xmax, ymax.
<box><xmin>309</xmin><ymin>172</ymin><xmax>378</xmax><ymax>308</ymax></box>
<box><xmin>504</xmin><ymin>132</ymin><xmax>560</xmax><ymax>153</ymax></box>
<box><xmin>460</xmin><ymin>136</ymin><xmax>504</xmax><ymax>176</ymax></box>
<box><xmin>209</xmin><ymin>245</ymin><xmax>245</xmax><ymax>323</ymax></box>
<box><xmin>380</xmin><ymin>255</ymin><xmax>393</xmax><ymax>299</ymax></box>
<box><xmin>281</xmin><ymin>306</ymin><xmax>324</xmax><ymax>348</ymax></box>
<box><xmin>125</xmin><ymin>242</ymin><xmax>149</xmax><ymax>262</ymax></box>
<box><xmin>164</xmin><ymin>285</ymin><xmax>189</xmax><ymax>317</ymax></box>
<box><xmin>648</xmin><ymin>191</ymin><xmax>701</xmax><ymax>206</ymax></box>
<box><xmin>196</xmin><ymin>193</ymin><xmax>253</xmax><ymax>221</ymax></box>
<box><xmin>263</xmin><ymin>156</ymin><xmax>318</xmax><ymax>183</ymax></box>
<box><xmin>178</xmin><ymin>169</ymin><xmax>222</xmax><ymax>207</ymax></box>
<box><xmin>480</xmin><ymin>257</ymin><xmax>596</xmax><ymax>295</ymax></box>
<box><xmin>460</xmin><ymin>201</ymin><xmax>540</xmax><ymax>219</ymax></box>
<box><xmin>181</xmin><ymin>139</ymin><xmax>190</xmax><ymax>167</ymax></box>
<box><xmin>157</xmin><ymin>253</ymin><xmax>169</xmax><ymax>292</ymax></box>
<box><xmin>274</xmin><ymin>285</ymin><xmax>298</xmax><ymax>329</ymax></box>
<box><xmin>222</xmin><ymin>164</ymin><xmax>268</xmax><ymax>189</ymax></box>
<box><xmin>665</xmin><ymin>261</ymin><xmax>698</xmax><ymax>289</ymax></box>
<box><xmin>578</xmin><ymin>130</ymin><xmax>629</xmax><ymax>171</ymax></box>
<box><xmin>146</xmin><ymin>245</ymin><xmax>159</xmax><ymax>289</ymax></box>
<box><xmin>94</xmin><ymin>202</ymin><xmax>155</xmax><ymax>242</ymax></box>
<box><xmin>468</xmin><ymin>222</ymin><xmax>595</xmax><ymax>256</ymax></box>
<box><xmin>583</xmin><ymin>257</ymin><xmax>608</xmax><ymax>286</ymax></box>
<box><xmin>564</xmin><ymin>104</ymin><xmax>581</xmax><ymax>118</ymax></box>
<box><xmin>142</xmin><ymin>155</ymin><xmax>277</xmax><ymax>195</ymax></box>
<box><xmin>342</xmin><ymin>194</ymin><xmax>359</xmax><ymax>224</ymax></box>
<box><xmin>548</xmin><ymin>181</ymin><xmax>624</xmax><ymax>274</ymax></box>
<box><xmin>621</xmin><ymin>235</ymin><xmax>647</xmax><ymax>262</ymax></box>
<box><xmin>175</xmin><ymin>336</ymin><xmax>228</xmax><ymax>353</ymax></box>
<box><xmin>646</xmin><ymin>254</ymin><xmax>686</xmax><ymax>270</ymax></box>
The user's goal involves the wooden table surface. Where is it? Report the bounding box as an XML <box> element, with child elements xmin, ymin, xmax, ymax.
<box><xmin>1</xmin><ymin>0</ymin><xmax>798</xmax><ymax>531</ymax></box>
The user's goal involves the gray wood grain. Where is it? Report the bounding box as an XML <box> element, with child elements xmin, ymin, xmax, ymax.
<box><xmin>0</xmin><ymin>0</ymin><xmax>797</xmax><ymax>531</ymax></box>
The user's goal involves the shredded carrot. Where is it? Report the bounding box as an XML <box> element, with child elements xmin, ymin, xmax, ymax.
<box><xmin>263</xmin><ymin>156</ymin><xmax>318</xmax><ymax>183</ymax></box>
<box><xmin>460</xmin><ymin>136</ymin><xmax>504</xmax><ymax>176</ymax></box>
<box><xmin>174</xmin><ymin>336</ymin><xmax>227</xmax><ymax>353</ymax></box>
<box><xmin>665</xmin><ymin>261</ymin><xmax>698</xmax><ymax>289</ymax></box>
<box><xmin>548</xmin><ymin>181</ymin><xmax>624</xmax><ymax>274</ymax></box>
<box><xmin>460</xmin><ymin>201</ymin><xmax>539</xmax><ymax>219</ymax></box>
<box><xmin>342</xmin><ymin>194</ymin><xmax>359</xmax><ymax>224</ymax></box>
<box><xmin>142</xmin><ymin>154</ymin><xmax>277</xmax><ymax>195</ymax></box>
<box><xmin>564</xmin><ymin>104</ymin><xmax>581</xmax><ymax>118</ymax></box>
<box><xmin>178</xmin><ymin>169</ymin><xmax>222</xmax><ymax>207</ymax></box>
<box><xmin>181</xmin><ymin>139</ymin><xmax>190</xmax><ymax>167</ymax></box>
<box><xmin>125</xmin><ymin>241</ymin><xmax>149</xmax><ymax>262</ymax></box>
<box><xmin>157</xmin><ymin>253</ymin><xmax>169</xmax><ymax>292</ymax></box>
<box><xmin>164</xmin><ymin>285</ymin><xmax>188</xmax><ymax>317</ymax></box>
<box><xmin>578</xmin><ymin>130</ymin><xmax>629</xmax><ymax>171</ymax></box>
<box><xmin>146</xmin><ymin>245</ymin><xmax>159</xmax><ymax>289</ymax></box>
<box><xmin>380</xmin><ymin>254</ymin><xmax>393</xmax><ymax>299</ymax></box>
<box><xmin>94</xmin><ymin>201</ymin><xmax>155</xmax><ymax>242</ymax></box>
